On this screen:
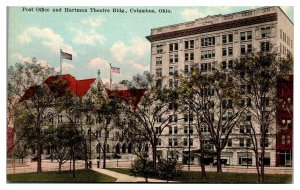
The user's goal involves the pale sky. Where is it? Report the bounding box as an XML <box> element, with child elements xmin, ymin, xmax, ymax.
<box><xmin>8</xmin><ymin>6</ymin><xmax>293</xmax><ymax>84</ymax></box>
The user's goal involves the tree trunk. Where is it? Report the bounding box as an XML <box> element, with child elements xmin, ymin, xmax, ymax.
<box><xmin>152</xmin><ymin>144</ymin><xmax>156</xmax><ymax>170</ymax></box>
<box><xmin>260</xmin><ymin>148</ymin><xmax>265</xmax><ymax>183</ymax></box>
<box><xmin>58</xmin><ymin>162</ymin><xmax>62</xmax><ymax>173</ymax></box>
<box><xmin>72</xmin><ymin>147</ymin><xmax>76</xmax><ymax>178</ymax></box>
<box><xmin>103</xmin><ymin>142</ymin><xmax>106</xmax><ymax>169</ymax></box>
<box><xmin>36</xmin><ymin>126</ymin><xmax>42</xmax><ymax>173</ymax></box>
<box><xmin>255</xmin><ymin>153</ymin><xmax>261</xmax><ymax>183</ymax></box>
<box><xmin>200</xmin><ymin>148</ymin><xmax>207</xmax><ymax>179</ymax></box>
<box><xmin>216</xmin><ymin>149</ymin><xmax>222</xmax><ymax>173</ymax></box>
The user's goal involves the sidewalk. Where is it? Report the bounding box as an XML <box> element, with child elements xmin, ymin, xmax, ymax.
<box><xmin>92</xmin><ymin>168</ymin><xmax>174</xmax><ymax>183</ymax></box>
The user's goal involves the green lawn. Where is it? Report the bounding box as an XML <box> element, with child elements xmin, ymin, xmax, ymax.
<box><xmin>107</xmin><ymin>168</ymin><xmax>292</xmax><ymax>183</ymax></box>
<box><xmin>7</xmin><ymin>169</ymin><xmax>116</xmax><ymax>183</ymax></box>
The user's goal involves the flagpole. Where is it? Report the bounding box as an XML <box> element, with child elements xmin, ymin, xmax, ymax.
<box><xmin>110</xmin><ymin>63</ymin><xmax>112</xmax><ymax>90</ymax></box>
<box><xmin>60</xmin><ymin>49</ymin><xmax>62</xmax><ymax>75</ymax></box>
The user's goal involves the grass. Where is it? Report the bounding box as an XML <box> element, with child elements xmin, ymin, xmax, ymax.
<box><xmin>107</xmin><ymin>168</ymin><xmax>292</xmax><ymax>183</ymax></box>
<box><xmin>7</xmin><ymin>169</ymin><xmax>117</xmax><ymax>183</ymax></box>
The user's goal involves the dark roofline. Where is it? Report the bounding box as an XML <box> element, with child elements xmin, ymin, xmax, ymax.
<box><xmin>146</xmin><ymin>13</ymin><xmax>277</xmax><ymax>42</ymax></box>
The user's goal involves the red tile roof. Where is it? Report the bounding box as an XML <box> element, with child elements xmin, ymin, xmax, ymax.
<box><xmin>20</xmin><ymin>74</ymin><xmax>96</xmax><ymax>101</ymax></box>
<box><xmin>105</xmin><ymin>88</ymin><xmax>146</xmax><ymax>109</ymax></box>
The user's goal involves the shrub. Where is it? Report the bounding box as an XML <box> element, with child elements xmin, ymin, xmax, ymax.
<box><xmin>157</xmin><ymin>158</ymin><xmax>181</xmax><ymax>181</ymax></box>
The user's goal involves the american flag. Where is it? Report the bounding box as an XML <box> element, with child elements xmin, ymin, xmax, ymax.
<box><xmin>111</xmin><ymin>66</ymin><xmax>120</xmax><ymax>74</ymax></box>
<box><xmin>61</xmin><ymin>51</ymin><xmax>72</xmax><ymax>60</ymax></box>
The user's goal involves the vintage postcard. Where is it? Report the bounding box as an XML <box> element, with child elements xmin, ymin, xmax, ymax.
<box><xmin>6</xmin><ymin>5</ymin><xmax>293</xmax><ymax>184</ymax></box>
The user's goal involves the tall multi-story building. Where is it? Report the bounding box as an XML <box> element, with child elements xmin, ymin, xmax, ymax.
<box><xmin>146</xmin><ymin>6</ymin><xmax>293</xmax><ymax>166</ymax></box>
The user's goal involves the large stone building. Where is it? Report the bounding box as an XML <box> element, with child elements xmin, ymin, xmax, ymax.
<box><xmin>146</xmin><ymin>6</ymin><xmax>293</xmax><ymax>166</ymax></box>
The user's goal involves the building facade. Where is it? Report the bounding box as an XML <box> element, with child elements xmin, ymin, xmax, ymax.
<box><xmin>146</xmin><ymin>6</ymin><xmax>293</xmax><ymax>166</ymax></box>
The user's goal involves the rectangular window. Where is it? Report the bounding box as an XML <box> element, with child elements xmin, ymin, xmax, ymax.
<box><xmin>184</xmin><ymin>126</ymin><xmax>188</xmax><ymax>134</ymax></box>
<box><xmin>190</xmin><ymin>138</ymin><xmax>194</xmax><ymax>146</ymax></box>
<box><xmin>240</xmin><ymin>31</ymin><xmax>252</xmax><ymax>41</ymax></box>
<box><xmin>201</xmin><ymin>36</ymin><xmax>215</xmax><ymax>47</ymax></box>
<box><xmin>222</xmin><ymin>48</ymin><xmax>227</xmax><ymax>56</ymax></box>
<box><xmin>261</xmin><ymin>27</ymin><xmax>271</xmax><ymax>38</ymax></box>
<box><xmin>169</xmin><ymin>126</ymin><xmax>172</xmax><ymax>134</ymax></box>
<box><xmin>223</xmin><ymin>34</ymin><xmax>233</xmax><ymax>44</ymax></box>
<box><xmin>228</xmin><ymin>47</ymin><xmax>233</xmax><ymax>56</ymax></box>
<box><xmin>169</xmin><ymin>54</ymin><xmax>178</xmax><ymax>63</ymax></box>
<box><xmin>261</xmin><ymin>42</ymin><xmax>270</xmax><ymax>52</ymax></box>
<box><xmin>240</xmin><ymin>138</ymin><xmax>245</xmax><ymax>147</ymax></box>
<box><xmin>174</xmin><ymin>126</ymin><xmax>178</xmax><ymax>134</ymax></box>
<box><xmin>157</xmin><ymin>45</ymin><xmax>163</xmax><ymax>53</ymax></box>
<box><xmin>156</xmin><ymin>57</ymin><xmax>162</xmax><ymax>65</ymax></box>
<box><xmin>185</xmin><ymin>52</ymin><xmax>194</xmax><ymax>61</ymax></box>
<box><xmin>185</xmin><ymin>40</ymin><xmax>194</xmax><ymax>49</ymax></box>
<box><xmin>169</xmin><ymin>139</ymin><xmax>172</xmax><ymax>146</ymax></box>
<box><xmin>240</xmin><ymin>125</ymin><xmax>245</xmax><ymax>133</ymax></box>
<box><xmin>184</xmin><ymin>138</ymin><xmax>188</xmax><ymax>146</ymax></box>
<box><xmin>201</xmin><ymin>62</ymin><xmax>214</xmax><ymax>72</ymax></box>
<box><xmin>174</xmin><ymin>138</ymin><xmax>178</xmax><ymax>146</ymax></box>
<box><xmin>246</xmin><ymin>139</ymin><xmax>251</xmax><ymax>147</ymax></box>
<box><xmin>247</xmin><ymin>44</ymin><xmax>252</xmax><ymax>53</ymax></box>
<box><xmin>241</xmin><ymin>45</ymin><xmax>246</xmax><ymax>54</ymax></box>
<box><xmin>201</xmin><ymin>50</ymin><xmax>215</xmax><ymax>60</ymax></box>
<box><xmin>157</xmin><ymin>138</ymin><xmax>161</xmax><ymax>146</ymax></box>
<box><xmin>169</xmin><ymin>43</ymin><xmax>178</xmax><ymax>52</ymax></box>
<box><xmin>156</xmin><ymin>68</ymin><xmax>162</xmax><ymax>77</ymax></box>
<box><xmin>228</xmin><ymin>139</ymin><xmax>232</xmax><ymax>147</ymax></box>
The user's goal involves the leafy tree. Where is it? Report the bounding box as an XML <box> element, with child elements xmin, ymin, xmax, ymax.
<box><xmin>10</xmin><ymin>62</ymin><xmax>71</xmax><ymax>173</ymax></box>
<box><xmin>119</xmin><ymin>72</ymin><xmax>178</xmax><ymax>170</ymax></box>
<box><xmin>234</xmin><ymin>51</ymin><xmax>293</xmax><ymax>183</ymax></box>
<box><xmin>13</xmin><ymin>144</ymin><xmax>29</xmax><ymax>164</ymax></box>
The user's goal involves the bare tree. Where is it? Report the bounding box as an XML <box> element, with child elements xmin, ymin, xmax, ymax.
<box><xmin>118</xmin><ymin>72</ymin><xmax>178</xmax><ymax>170</ymax></box>
<box><xmin>179</xmin><ymin>65</ymin><xmax>246</xmax><ymax>173</ymax></box>
<box><xmin>234</xmin><ymin>51</ymin><xmax>293</xmax><ymax>183</ymax></box>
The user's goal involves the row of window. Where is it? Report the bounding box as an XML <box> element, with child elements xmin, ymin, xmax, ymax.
<box><xmin>156</xmin><ymin>137</ymin><xmax>269</xmax><ymax>148</ymax></box>
<box><xmin>156</xmin><ymin>27</ymin><xmax>272</xmax><ymax>53</ymax></box>
<box><xmin>155</xmin><ymin>41</ymin><xmax>270</xmax><ymax>65</ymax></box>
<box><xmin>155</xmin><ymin>125</ymin><xmax>194</xmax><ymax>135</ymax></box>
<box><xmin>280</xmin><ymin>29</ymin><xmax>292</xmax><ymax>48</ymax></box>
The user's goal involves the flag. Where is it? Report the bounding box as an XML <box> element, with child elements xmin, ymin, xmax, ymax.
<box><xmin>111</xmin><ymin>66</ymin><xmax>120</xmax><ymax>74</ymax></box>
<box><xmin>61</xmin><ymin>51</ymin><xmax>72</xmax><ymax>60</ymax></box>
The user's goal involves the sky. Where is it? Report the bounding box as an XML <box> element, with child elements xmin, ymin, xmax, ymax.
<box><xmin>8</xmin><ymin>6</ymin><xmax>294</xmax><ymax>84</ymax></box>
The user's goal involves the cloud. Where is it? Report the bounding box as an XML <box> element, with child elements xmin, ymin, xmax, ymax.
<box><xmin>110</xmin><ymin>41</ymin><xmax>129</xmax><ymax>62</ymax></box>
<box><xmin>110</xmin><ymin>37</ymin><xmax>150</xmax><ymax>63</ymax></box>
<box><xmin>82</xmin><ymin>17</ymin><xmax>104</xmax><ymax>28</ymax></box>
<box><xmin>11</xmin><ymin>53</ymin><xmax>50</xmax><ymax>67</ymax></box>
<box><xmin>87</xmin><ymin>57</ymin><xmax>110</xmax><ymax>70</ymax></box>
<box><xmin>55</xmin><ymin>62</ymin><xmax>74</xmax><ymax>73</ymax></box>
<box><xmin>72</xmin><ymin>28</ymin><xmax>105</xmax><ymax>45</ymax></box>
<box><xmin>71</xmin><ymin>16</ymin><xmax>106</xmax><ymax>45</ymax></box>
<box><xmin>17</xmin><ymin>27</ymin><xmax>76</xmax><ymax>56</ymax></box>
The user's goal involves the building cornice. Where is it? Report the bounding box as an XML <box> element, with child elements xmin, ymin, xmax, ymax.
<box><xmin>146</xmin><ymin>13</ymin><xmax>277</xmax><ymax>42</ymax></box>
